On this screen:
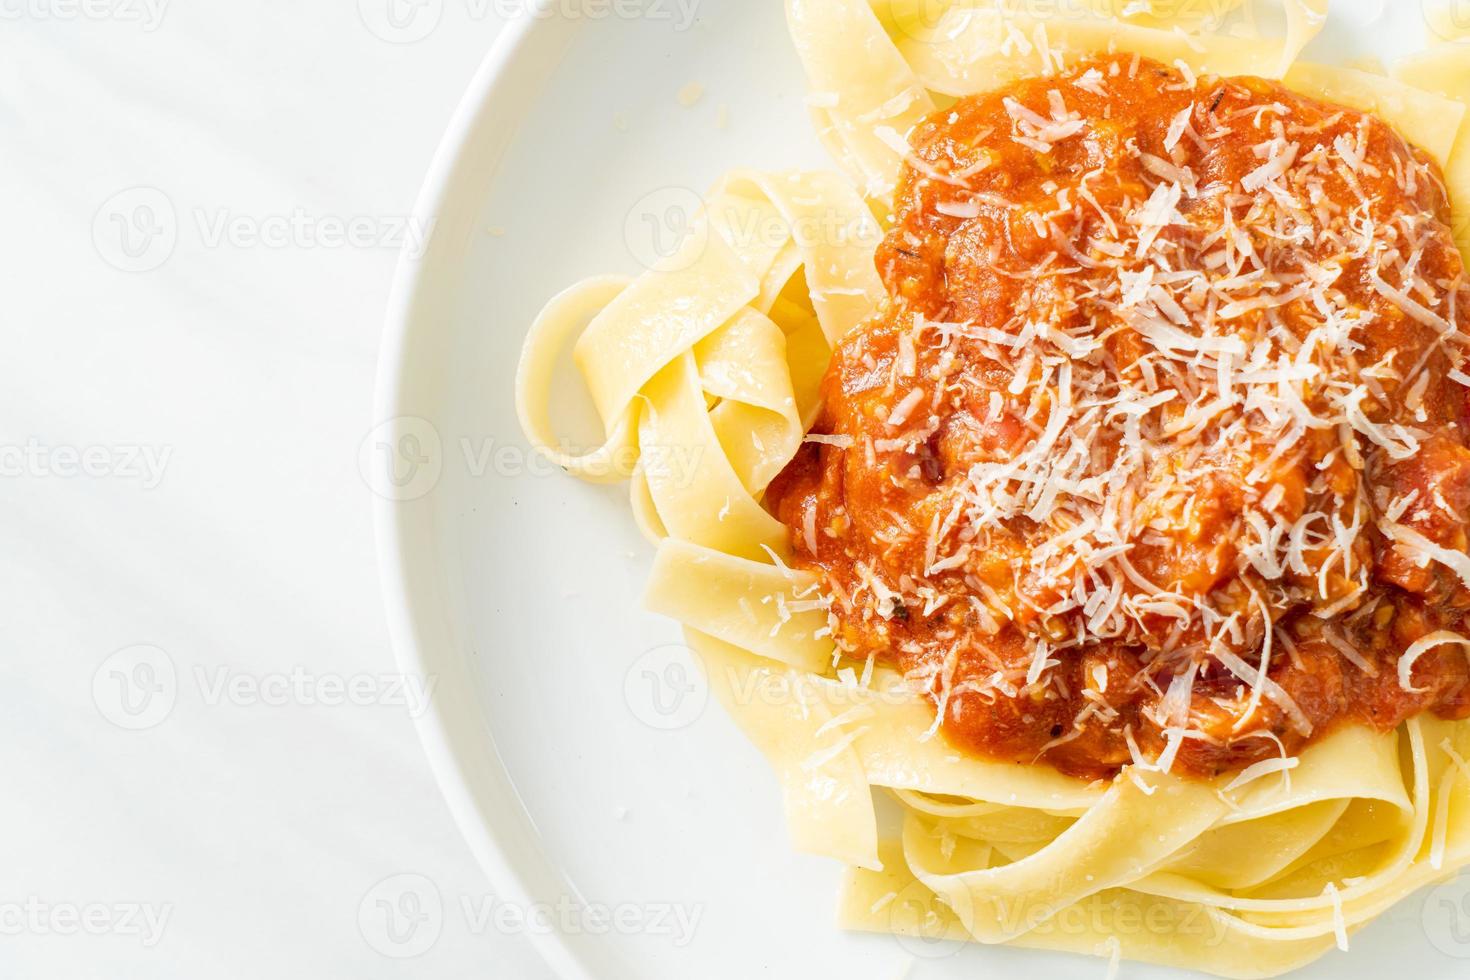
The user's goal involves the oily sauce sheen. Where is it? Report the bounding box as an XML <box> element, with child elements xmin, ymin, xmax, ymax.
<box><xmin>768</xmin><ymin>57</ymin><xmax>1470</xmax><ymax>780</ymax></box>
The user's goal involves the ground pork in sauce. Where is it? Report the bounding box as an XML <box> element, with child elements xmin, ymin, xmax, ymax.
<box><xmin>767</xmin><ymin>55</ymin><xmax>1470</xmax><ymax>780</ymax></box>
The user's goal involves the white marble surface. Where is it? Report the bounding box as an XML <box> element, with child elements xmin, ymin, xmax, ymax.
<box><xmin>0</xmin><ymin>3</ymin><xmax>555</xmax><ymax>976</ymax></box>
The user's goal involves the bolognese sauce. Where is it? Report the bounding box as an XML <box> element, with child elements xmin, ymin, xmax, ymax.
<box><xmin>767</xmin><ymin>56</ymin><xmax>1470</xmax><ymax>780</ymax></box>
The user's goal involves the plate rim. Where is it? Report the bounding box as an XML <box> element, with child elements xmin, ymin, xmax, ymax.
<box><xmin>370</xmin><ymin>11</ymin><xmax>595</xmax><ymax>979</ymax></box>
<box><xmin>367</xmin><ymin>6</ymin><xmax>1459</xmax><ymax>979</ymax></box>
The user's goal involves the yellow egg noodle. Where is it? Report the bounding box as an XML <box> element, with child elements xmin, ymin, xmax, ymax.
<box><xmin>515</xmin><ymin>2</ymin><xmax>1470</xmax><ymax>974</ymax></box>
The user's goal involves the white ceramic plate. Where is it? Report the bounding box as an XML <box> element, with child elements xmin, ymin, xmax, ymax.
<box><xmin>373</xmin><ymin>2</ymin><xmax>1469</xmax><ymax>977</ymax></box>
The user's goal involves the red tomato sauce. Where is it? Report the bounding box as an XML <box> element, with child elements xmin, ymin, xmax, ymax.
<box><xmin>767</xmin><ymin>56</ymin><xmax>1470</xmax><ymax>780</ymax></box>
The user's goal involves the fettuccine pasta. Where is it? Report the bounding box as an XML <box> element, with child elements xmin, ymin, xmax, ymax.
<box><xmin>515</xmin><ymin>2</ymin><xmax>1470</xmax><ymax>974</ymax></box>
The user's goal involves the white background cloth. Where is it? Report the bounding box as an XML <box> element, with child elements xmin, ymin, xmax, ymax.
<box><xmin>1</xmin><ymin>3</ymin><xmax>555</xmax><ymax>975</ymax></box>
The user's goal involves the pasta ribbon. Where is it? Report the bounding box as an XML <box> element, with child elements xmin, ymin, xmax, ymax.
<box><xmin>516</xmin><ymin>2</ymin><xmax>1470</xmax><ymax>975</ymax></box>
